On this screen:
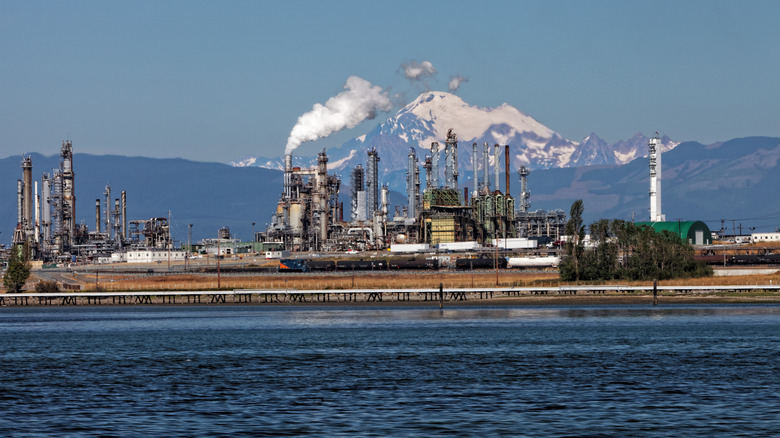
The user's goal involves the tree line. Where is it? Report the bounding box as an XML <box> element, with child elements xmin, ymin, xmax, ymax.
<box><xmin>560</xmin><ymin>200</ymin><xmax>712</xmax><ymax>282</ymax></box>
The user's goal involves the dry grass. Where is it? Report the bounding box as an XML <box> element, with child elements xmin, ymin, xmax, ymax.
<box><xmin>62</xmin><ymin>266</ymin><xmax>780</xmax><ymax>292</ymax></box>
<box><xmin>79</xmin><ymin>271</ymin><xmax>561</xmax><ymax>291</ymax></box>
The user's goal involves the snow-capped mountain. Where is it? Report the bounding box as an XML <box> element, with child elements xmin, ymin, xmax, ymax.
<box><xmin>236</xmin><ymin>91</ymin><xmax>678</xmax><ymax>183</ymax></box>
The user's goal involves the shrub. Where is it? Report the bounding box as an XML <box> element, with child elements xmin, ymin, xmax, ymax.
<box><xmin>35</xmin><ymin>280</ymin><xmax>61</xmax><ymax>293</ymax></box>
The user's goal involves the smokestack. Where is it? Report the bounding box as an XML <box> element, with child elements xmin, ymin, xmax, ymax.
<box><xmin>42</xmin><ymin>173</ymin><xmax>51</xmax><ymax>245</ymax></box>
<box><xmin>121</xmin><ymin>191</ymin><xmax>127</xmax><ymax>240</ymax></box>
<box><xmin>284</xmin><ymin>154</ymin><xmax>292</xmax><ymax>200</ymax></box>
<box><xmin>104</xmin><ymin>184</ymin><xmax>111</xmax><ymax>238</ymax></box>
<box><xmin>483</xmin><ymin>143</ymin><xmax>490</xmax><ymax>193</ymax></box>
<box><xmin>114</xmin><ymin>199</ymin><xmax>120</xmax><ymax>240</ymax></box>
<box><xmin>34</xmin><ymin>181</ymin><xmax>40</xmax><ymax>243</ymax></box>
<box><xmin>472</xmin><ymin>143</ymin><xmax>478</xmax><ymax>198</ymax></box>
<box><xmin>95</xmin><ymin>199</ymin><xmax>101</xmax><ymax>233</ymax></box>
<box><xmin>423</xmin><ymin>156</ymin><xmax>432</xmax><ymax>191</ymax></box>
<box><xmin>431</xmin><ymin>142</ymin><xmax>439</xmax><ymax>188</ymax></box>
<box><xmin>22</xmin><ymin>156</ymin><xmax>33</xmax><ymax>234</ymax></box>
<box><xmin>17</xmin><ymin>179</ymin><xmax>23</xmax><ymax>226</ymax></box>
<box><xmin>414</xmin><ymin>158</ymin><xmax>420</xmax><ymax>215</ymax></box>
<box><xmin>505</xmin><ymin>145</ymin><xmax>510</xmax><ymax>196</ymax></box>
<box><xmin>407</xmin><ymin>148</ymin><xmax>416</xmax><ymax>219</ymax></box>
<box><xmin>464</xmin><ymin>187</ymin><xmax>469</xmax><ymax>204</ymax></box>
<box><xmin>494</xmin><ymin>144</ymin><xmax>500</xmax><ymax>193</ymax></box>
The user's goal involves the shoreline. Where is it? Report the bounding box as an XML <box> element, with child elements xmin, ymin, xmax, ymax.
<box><xmin>3</xmin><ymin>292</ymin><xmax>780</xmax><ymax>308</ymax></box>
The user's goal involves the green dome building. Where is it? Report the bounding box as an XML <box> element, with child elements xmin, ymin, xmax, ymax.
<box><xmin>634</xmin><ymin>221</ymin><xmax>712</xmax><ymax>246</ymax></box>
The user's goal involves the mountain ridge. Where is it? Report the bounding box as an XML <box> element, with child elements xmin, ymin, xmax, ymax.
<box><xmin>3</xmin><ymin>137</ymin><xmax>779</xmax><ymax>246</ymax></box>
<box><xmin>235</xmin><ymin>92</ymin><xmax>678</xmax><ymax>183</ymax></box>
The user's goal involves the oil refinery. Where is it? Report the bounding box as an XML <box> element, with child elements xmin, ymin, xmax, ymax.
<box><xmin>7</xmin><ymin>131</ymin><xmax>710</xmax><ymax>267</ymax></box>
<box><xmin>11</xmin><ymin>141</ymin><xmax>182</xmax><ymax>264</ymax></box>
<box><xmin>263</xmin><ymin>128</ymin><xmax>566</xmax><ymax>253</ymax></box>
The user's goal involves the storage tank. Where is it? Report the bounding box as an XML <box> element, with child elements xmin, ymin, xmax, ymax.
<box><xmin>507</xmin><ymin>256</ymin><xmax>560</xmax><ymax>268</ymax></box>
<box><xmin>290</xmin><ymin>202</ymin><xmax>304</xmax><ymax>233</ymax></box>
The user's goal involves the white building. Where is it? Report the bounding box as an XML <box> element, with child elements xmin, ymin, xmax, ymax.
<box><xmin>751</xmin><ymin>232</ymin><xmax>780</xmax><ymax>243</ymax></box>
<box><xmin>127</xmin><ymin>249</ymin><xmax>185</xmax><ymax>263</ymax></box>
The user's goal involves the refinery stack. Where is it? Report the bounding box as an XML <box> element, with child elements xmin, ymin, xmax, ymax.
<box><xmin>12</xmin><ymin>141</ymin><xmax>184</xmax><ymax>264</ymax></box>
<box><xmin>262</xmin><ymin>126</ymin><xmax>569</xmax><ymax>253</ymax></box>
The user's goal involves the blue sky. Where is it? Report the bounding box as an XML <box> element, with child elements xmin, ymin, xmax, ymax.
<box><xmin>2</xmin><ymin>0</ymin><xmax>779</xmax><ymax>163</ymax></box>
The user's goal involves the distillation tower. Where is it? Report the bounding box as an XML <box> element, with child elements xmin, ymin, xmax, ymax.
<box><xmin>648</xmin><ymin>134</ymin><xmax>665</xmax><ymax>221</ymax></box>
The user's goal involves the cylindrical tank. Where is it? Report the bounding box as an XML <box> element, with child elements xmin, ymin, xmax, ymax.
<box><xmin>290</xmin><ymin>202</ymin><xmax>304</xmax><ymax>233</ymax></box>
<box><xmin>396</xmin><ymin>233</ymin><xmax>407</xmax><ymax>244</ymax></box>
<box><xmin>381</xmin><ymin>184</ymin><xmax>389</xmax><ymax>215</ymax></box>
<box><xmin>373</xmin><ymin>212</ymin><xmax>384</xmax><ymax>247</ymax></box>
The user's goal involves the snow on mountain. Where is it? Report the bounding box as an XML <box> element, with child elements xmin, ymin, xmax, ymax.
<box><xmin>235</xmin><ymin>91</ymin><xmax>679</xmax><ymax>190</ymax></box>
<box><xmin>325</xmin><ymin>91</ymin><xmax>584</xmax><ymax>176</ymax></box>
<box><xmin>230</xmin><ymin>157</ymin><xmax>258</xmax><ymax>167</ymax></box>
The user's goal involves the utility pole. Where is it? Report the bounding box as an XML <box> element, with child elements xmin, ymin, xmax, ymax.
<box><xmin>186</xmin><ymin>224</ymin><xmax>192</xmax><ymax>271</ymax></box>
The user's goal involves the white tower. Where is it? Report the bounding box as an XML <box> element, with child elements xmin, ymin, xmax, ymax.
<box><xmin>648</xmin><ymin>134</ymin><xmax>665</xmax><ymax>221</ymax></box>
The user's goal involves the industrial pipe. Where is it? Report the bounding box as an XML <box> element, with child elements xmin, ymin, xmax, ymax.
<box><xmin>505</xmin><ymin>145</ymin><xmax>511</xmax><ymax>196</ymax></box>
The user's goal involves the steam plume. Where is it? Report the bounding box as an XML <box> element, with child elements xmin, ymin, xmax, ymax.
<box><xmin>401</xmin><ymin>60</ymin><xmax>436</xmax><ymax>80</ymax></box>
<box><xmin>448</xmin><ymin>75</ymin><xmax>468</xmax><ymax>93</ymax></box>
<box><xmin>285</xmin><ymin>76</ymin><xmax>392</xmax><ymax>155</ymax></box>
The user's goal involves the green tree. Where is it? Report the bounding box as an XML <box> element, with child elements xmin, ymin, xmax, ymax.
<box><xmin>560</xmin><ymin>200</ymin><xmax>585</xmax><ymax>281</ymax></box>
<box><xmin>559</xmin><ymin>217</ymin><xmax>712</xmax><ymax>282</ymax></box>
<box><xmin>588</xmin><ymin>219</ymin><xmax>618</xmax><ymax>280</ymax></box>
<box><xmin>3</xmin><ymin>243</ymin><xmax>31</xmax><ymax>293</ymax></box>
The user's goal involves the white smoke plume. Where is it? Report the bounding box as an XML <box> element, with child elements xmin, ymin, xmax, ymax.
<box><xmin>448</xmin><ymin>75</ymin><xmax>468</xmax><ymax>93</ymax></box>
<box><xmin>285</xmin><ymin>76</ymin><xmax>393</xmax><ymax>155</ymax></box>
<box><xmin>401</xmin><ymin>60</ymin><xmax>436</xmax><ymax>81</ymax></box>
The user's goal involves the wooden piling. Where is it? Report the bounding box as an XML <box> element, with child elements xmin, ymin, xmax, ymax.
<box><xmin>653</xmin><ymin>279</ymin><xmax>658</xmax><ymax>306</ymax></box>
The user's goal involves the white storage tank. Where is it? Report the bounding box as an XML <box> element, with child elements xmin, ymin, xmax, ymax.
<box><xmin>437</xmin><ymin>241</ymin><xmax>480</xmax><ymax>252</ymax></box>
<box><xmin>507</xmin><ymin>256</ymin><xmax>560</xmax><ymax>268</ymax></box>
<box><xmin>390</xmin><ymin>243</ymin><xmax>430</xmax><ymax>253</ymax></box>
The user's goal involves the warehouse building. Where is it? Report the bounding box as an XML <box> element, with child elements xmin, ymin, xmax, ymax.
<box><xmin>635</xmin><ymin>221</ymin><xmax>712</xmax><ymax>246</ymax></box>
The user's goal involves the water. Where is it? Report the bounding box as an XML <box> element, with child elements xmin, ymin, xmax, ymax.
<box><xmin>1</xmin><ymin>305</ymin><xmax>778</xmax><ymax>436</ymax></box>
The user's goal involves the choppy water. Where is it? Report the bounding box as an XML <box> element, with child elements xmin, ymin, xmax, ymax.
<box><xmin>1</xmin><ymin>304</ymin><xmax>779</xmax><ymax>436</ymax></box>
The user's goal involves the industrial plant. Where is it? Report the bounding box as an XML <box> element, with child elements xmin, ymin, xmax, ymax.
<box><xmin>12</xmin><ymin>141</ymin><xmax>183</xmax><ymax>263</ymax></box>
<box><xmin>264</xmin><ymin>128</ymin><xmax>566</xmax><ymax>253</ymax></box>
<box><xmin>8</xmin><ymin>131</ymin><xmax>718</xmax><ymax>267</ymax></box>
